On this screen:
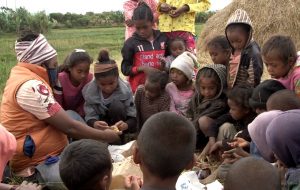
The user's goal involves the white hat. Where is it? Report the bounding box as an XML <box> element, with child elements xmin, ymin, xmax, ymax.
<box><xmin>170</xmin><ymin>52</ymin><xmax>198</xmax><ymax>80</ymax></box>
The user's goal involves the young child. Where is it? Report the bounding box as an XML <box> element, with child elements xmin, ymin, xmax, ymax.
<box><xmin>249</xmin><ymin>79</ymin><xmax>286</xmax><ymax>114</ymax></box>
<box><xmin>266</xmin><ymin>110</ymin><xmax>300</xmax><ymax>190</ymax></box>
<box><xmin>209</xmin><ymin>87</ymin><xmax>257</xmax><ymax>154</ymax></box>
<box><xmin>206</xmin><ymin>35</ymin><xmax>231</xmax><ymax>66</ymax></box>
<box><xmin>186</xmin><ymin>64</ymin><xmax>228</xmax><ymax>151</ymax></box>
<box><xmin>158</xmin><ymin>0</ymin><xmax>210</xmax><ymax>52</ymax></box>
<box><xmin>134</xmin><ymin>71</ymin><xmax>170</xmax><ymax>130</ymax></box>
<box><xmin>126</xmin><ymin>112</ymin><xmax>196</xmax><ymax>190</ymax></box>
<box><xmin>160</xmin><ymin>37</ymin><xmax>187</xmax><ymax>71</ymax></box>
<box><xmin>166</xmin><ymin>51</ymin><xmax>197</xmax><ymax>116</ymax></box>
<box><xmin>121</xmin><ymin>2</ymin><xmax>167</xmax><ymax>93</ymax></box>
<box><xmin>224</xmin><ymin>157</ymin><xmax>281</xmax><ymax>190</ymax></box>
<box><xmin>123</xmin><ymin>0</ymin><xmax>159</xmax><ymax>40</ymax></box>
<box><xmin>225</xmin><ymin>9</ymin><xmax>263</xmax><ymax>88</ymax></box>
<box><xmin>54</xmin><ymin>49</ymin><xmax>93</xmax><ymax>119</ymax></box>
<box><xmin>262</xmin><ymin>35</ymin><xmax>300</xmax><ymax>97</ymax></box>
<box><xmin>83</xmin><ymin>50</ymin><xmax>136</xmax><ymax>134</ymax></box>
<box><xmin>266</xmin><ymin>89</ymin><xmax>300</xmax><ymax>111</ymax></box>
<box><xmin>59</xmin><ymin>139</ymin><xmax>112</xmax><ymax>190</ymax></box>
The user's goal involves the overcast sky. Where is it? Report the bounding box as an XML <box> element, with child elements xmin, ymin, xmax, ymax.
<box><xmin>0</xmin><ymin>0</ymin><xmax>232</xmax><ymax>14</ymax></box>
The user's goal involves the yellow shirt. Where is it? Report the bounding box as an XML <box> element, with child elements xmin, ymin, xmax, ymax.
<box><xmin>158</xmin><ymin>0</ymin><xmax>210</xmax><ymax>34</ymax></box>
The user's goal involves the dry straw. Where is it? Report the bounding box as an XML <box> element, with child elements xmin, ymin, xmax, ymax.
<box><xmin>197</xmin><ymin>0</ymin><xmax>300</xmax><ymax>65</ymax></box>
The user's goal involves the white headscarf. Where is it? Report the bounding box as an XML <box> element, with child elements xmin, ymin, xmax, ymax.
<box><xmin>15</xmin><ymin>34</ymin><xmax>57</xmax><ymax>65</ymax></box>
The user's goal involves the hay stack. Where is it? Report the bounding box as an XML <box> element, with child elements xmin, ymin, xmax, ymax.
<box><xmin>197</xmin><ymin>0</ymin><xmax>300</xmax><ymax>65</ymax></box>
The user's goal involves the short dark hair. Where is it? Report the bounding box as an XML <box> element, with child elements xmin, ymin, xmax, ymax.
<box><xmin>59</xmin><ymin>49</ymin><xmax>92</xmax><ymax>73</ymax></box>
<box><xmin>224</xmin><ymin>157</ymin><xmax>281</xmax><ymax>190</ymax></box>
<box><xmin>262</xmin><ymin>35</ymin><xmax>297</xmax><ymax>64</ymax></box>
<box><xmin>227</xmin><ymin>87</ymin><xmax>253</xmax><ymax>110</ymax></box>
<box><xmin>94</xmin><ymin>49</ymin><xmax>118</xmax><ymax>79</ymax></box>
<box><xmin>59</xmin><ymin>139</ymin><xmax>112</xmax><ymax>190</ymax></box>
<box><xmin>267</xmin><ymin>89</ymin><xmax>300</xmax><ymax>111</ymax></box>
<box><xmin>132</xmin><ymin>2</ymin><xmax>154</xmax><ymax>22</ymax></box>
<box><xmin>249</xmin><ymin>80</ymin><xmax>286</xmax><ymax>110</ymax></box>
<box><xmin>206</xmin><ymin>35</ymin><xmax>231</xmax><ymax>52</ymax></box>
<box><xmin>138</xmin><ymin>112</ymin><xmax>196</xmax><ymax>179</ymax></box>
<box><xmin>147</xmin><ymin>71</ymin><xmax>169</xmax><ymax>90</ymax></box>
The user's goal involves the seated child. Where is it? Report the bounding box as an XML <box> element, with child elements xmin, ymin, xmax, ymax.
<box><xmin>186</xmin><ymin>64</ymin><xmax>228</xmax><ymax>152</ymax></box>
<box><xmin>83</xmin><ymin>50</ymin><xmax>136</xmax><ymax>134</ymax></box>
<box><xmin>266</xmin><ymin>110</ymin><xmax>300</xmax><ymax>190</ymax></box>
<box><xmin>262</xmin><ymin>35</ymin><xmax>300</xmax><ymax>97</ymax></box>
<box><xmin>209</xmin><ymin>87</ymin><xmax>257</xmax><ymax>154</ymax></box>
<box><xmin>224</xmin><ymin>157</ymin><xmax>281</xmax><ymax>190</ymax></box>
<box><xmin>123</xmin><ymin>0</ymin><xmax>158</xmax><ymax>40</ymax></box>
<box><xmin>54</xmin><ymin>49</ymin><xmax>93</xmax><ymax>121</ymax></box>
<box><xmin>160</xmin><ymin>37</ymin><xmax>187</xmax><ymax>71</ymax></box>
<box><xmin>249</xmin><ymin>90</ymin><xmax>300</xmax><ymax>161</ymax></box>
<box><xmin>206</xmin><ymin>35</ymin><xmax>231</xmax><ymax>66</ymax></box>
<box><xmin>166</xmin><ymin>51</ymin><xmax>197</xmax><ymax>116</ymax></box>
<box><xmin>225</xmin><ymin>9</ymin><xmax>263</xmax><ymax>88</ymax></box>
<box><xmin>59</xmin><ymin>139</ymin><xmax>112</xmax><ymax>190</ymax></box>
<box><xmin>157</xmin><ymin>0</ymin><xmax>210</xmax><ymax>52</ymax></box>
<box><xmin>134</xmin><ymin>71</ymin><xmax>170</xmax><ymax>130</ymax></box>
<box><xmin>126</xmin><ymin>111</ymin><xmax>196</xmax><ymax>190</ymax></box>
<box><xmin>249</xmin><ymin>79</ymin><xmax>286</xmax><ymax>114</ymax></box>
<box><xmin>121</xmin><ymin>2</ymin><xmax>167</xmax><ymax>93</ymax></box>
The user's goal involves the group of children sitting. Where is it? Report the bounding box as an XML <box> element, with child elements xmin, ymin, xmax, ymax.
<box><xmin>44</xmin><ymin>3</ymin><xmax>300</xmax><ymax>190</ymax></box>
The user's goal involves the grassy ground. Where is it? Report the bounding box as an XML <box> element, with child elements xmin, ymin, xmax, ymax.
<box><xmin>0</xmin><ymin>24</ymin><xmax>204</xmax><ymax>97</ymax></box>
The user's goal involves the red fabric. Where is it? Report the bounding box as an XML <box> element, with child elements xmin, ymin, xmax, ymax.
<box><xmin>129</xmin><ymin>50</ymin><xmax>165</xmax><ymax>92</ymax></box>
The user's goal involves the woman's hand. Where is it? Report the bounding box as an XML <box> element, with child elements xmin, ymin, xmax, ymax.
<box><xmin>115</xmin><ymin>120</ymin><xmax>128</xmax><ymax>131</ymax></box>
<box><xmin>169</xmin><ymin>5</ymin><xmax>189</xmax><ymax>18</ymax></box>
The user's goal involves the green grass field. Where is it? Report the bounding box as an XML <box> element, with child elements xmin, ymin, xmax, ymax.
<box><xmin>0</xmin><ymin>24</ymin><xmax>203</xmax><ymax>96</ymax></box>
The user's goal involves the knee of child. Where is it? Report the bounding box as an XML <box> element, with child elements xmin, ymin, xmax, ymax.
<box><xmin>198</xmin><ymin>116</ymin><xmax>213</xmax><ymax>133</ymax></box>
<box><xmin>108</xmin><ymin>100</ymin><xmax>126</xmax><ymax>118</ymax></box>
<box><xmin>218</xmin><ymin>123</ymin><xmax>236</xmax><ymax>140</ymax></box>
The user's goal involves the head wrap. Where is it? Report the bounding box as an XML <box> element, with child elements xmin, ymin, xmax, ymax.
<box><xmin>248</xmin><ymin>110</ymin><xmax>282</xmax><ymax>162</ymax></box>
<box><xmin>266</xmin><ymin>110</ymin><xmax>300</xmax><ymax>167</ymax></box>
<box><xmin>15</xmin><ymin>34</ymin><xmax>57</xmax><ymax>65</ymax></box>
<box><xmin>170</xmin><ymin>51</ymin><xmax>198</xmax><ymax>80</ymax></box>
<box><xmin>94</xmin><ymin>62</ymin><xmax>117</xmax><ymax>74</ymax></box>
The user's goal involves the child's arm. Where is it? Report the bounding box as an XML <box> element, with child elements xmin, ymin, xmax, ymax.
<box><xmin>183</xmin><ymin>0</ymin><xmax>211</xmax><ymax>13</ymax></box>
<box><xmin>53</xmin><ymin>79</ymin><xmax>63</xmax><ymax>106</ymax></box>
<box><xmin>121</xmin><ymin>42</ymin><xmax>136</xmax><ymax>76</ymax></box>
<box><xmin>84</xmin><ymin>102</ymin><xmax>101</xmax><ymax>127</ymax></box>
<box><xmin>123</xmin><ymin>85</ymin><xmax>137</xmax><ymax>133</ymax></box>
<box><xmin>159</xmin><ymin>92</ymin><xmax>171</xmax><ymax>112</ymax></box>
<box><xmin>249</xmin><ymin>44</ymin><xmax>264</xmax><ymax>87</ymax></box>
<box><xmin>134</xmin><ymin>87</ymin><xmax>143</xmax><ymax>130</ymax></box>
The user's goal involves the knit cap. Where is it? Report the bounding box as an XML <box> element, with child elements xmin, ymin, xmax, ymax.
<box><xmin>170</xmin><ymin>51</ymin><xmax>198</xmax><ymax>80</ymax></box>
<box><xmin>249</xmin><ymin>80</ymin><xmax>286</xmax><ymax>109</ymax></box>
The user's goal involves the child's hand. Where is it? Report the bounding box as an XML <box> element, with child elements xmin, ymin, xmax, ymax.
<box><xmin>124</xmin><ymin>175</ymin><xmax>143</xmax><ymax>190</ymax></box>
<box><xmin>16</xmin><ymin>181</ymin><xmax>42</xmax><ymax>190</ymax></box>
<box><xmin>222</xmin><ymin>147</ymin><xmax>249</xmax><ymax>164</ymax></box>
<box><xmin>169</xmin><ymin>5</ymin><xmax>189</xmax><ymax>18</ymax></box>
<box><xmin>228</xmin><ymin>137</ymin><xmax>250</xmax><ymax>148</ymax></box>
<box><xmin>125</xmin><ymin>19</ymin><xmax>134</xmax><ymax>27</ymax></box>
<box><xmin>159</xmin><ymin>57</ymin><xmax>166</xmax><ymax>70</ymax></box>
<box><xmin>209</xmin><ymin>141</ymin><xmax>222</xmax><ymax>155</ymax></box>
<box><xmin>103</xmin><ymin>129</ymin><xmax>121</xmax><ymax>142</ymax></box>
<box><xmin>115</xmin><ymin>120</ymin><xmax>128</xmax><ymax>131</ymax></box>
<box><xmin>93</xmin><ymin>121</ymin><xmax>109</xmax><ymax>130</ymax></box>
<box><xmin>160</xmin><ymin>3</ymin><xmax>174</xmax><ymax>13</ymax></box>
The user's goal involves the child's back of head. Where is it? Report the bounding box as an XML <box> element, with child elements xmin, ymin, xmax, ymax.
<box><xmin>135</xmin><ymin>111</ymin><xmax>196</xmax><ymax>181</ymax></box>
<box><xmin>224</xmin><ymin>157</ymin><xmax>281</xmax><ymax>190</ymax></box>
<box><xmin>59</xmin><ymin>139</ymin><xmax>112</xmax><ymax>190</ymax></box>
<box><xmin>267</xmin><ymin>89</ymin><xmax>300</xmax><ymax>111</ymax></box>
<box><xmin>249</xmin><ymin>79</ymin><xmax>286</xmax><ymax>114</ymax></box>
<box><xmin>206</xmin><ymin>35</ymin><xmax>231</xmax><ymax>65</ymax></box>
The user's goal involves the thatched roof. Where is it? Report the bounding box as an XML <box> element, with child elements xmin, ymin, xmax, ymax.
<box><xmin>197</xmin><ymin>0</ymin><xmax>300</xmax><ymax>64</ymax></box>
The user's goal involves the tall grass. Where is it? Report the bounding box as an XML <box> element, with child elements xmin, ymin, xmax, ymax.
<box><xmin>0</xmin><ymin>24</ymin><xmax>203</xmax><ymax>97</ymax></box>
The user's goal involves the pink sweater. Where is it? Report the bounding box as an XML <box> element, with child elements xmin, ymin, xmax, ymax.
<box><xmin>54</xmin><ymin>71</ymin><xmax>93</xmax><ymax>117</ymax></box>
<box><xmin>278</xmin><ymin>66</ymin><xmax>300</xmax><ymax>97</ymax></box>
<box><xmin>166</xmin><ymin>82</ymin><xmax>194</xmax><ymax>116</ymax></box>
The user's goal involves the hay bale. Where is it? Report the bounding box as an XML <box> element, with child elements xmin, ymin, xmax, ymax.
<box><xmin>197</xmin><ymin>0</ymin><xmax>300</xmax><ymax>65</ymax></box>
